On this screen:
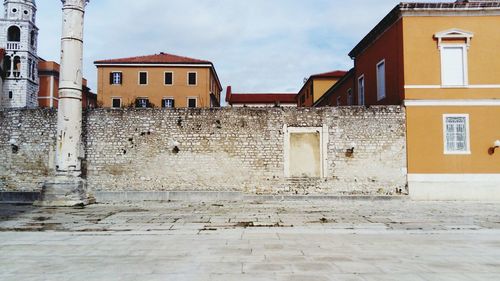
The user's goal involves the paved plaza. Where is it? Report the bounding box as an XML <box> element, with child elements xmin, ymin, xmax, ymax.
<box><xmin>1</xmin><ymin>199</ymin><xmax>500</xmax><ymax>280</ymax></box>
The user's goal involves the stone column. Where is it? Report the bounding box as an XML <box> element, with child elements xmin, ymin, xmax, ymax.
<box><xmin>36</xmin><ymin>0</ymin><xmax>92</xmax><ymax>207</ymax></box>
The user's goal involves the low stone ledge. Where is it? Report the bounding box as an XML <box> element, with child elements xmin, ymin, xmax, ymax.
<box><xmin>94</xmin><ymin>191</ymin><xmax>407</xmax><ymax>203</ymax></box>
<box><xmin>0</xmin><ymin>192</ymin><xmax>41</xmax><ymax>204</ymax></box>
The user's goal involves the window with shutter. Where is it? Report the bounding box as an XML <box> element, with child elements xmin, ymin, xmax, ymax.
<box><xmin>441</xmin><ymin>45</ymin><xmax>467</xmax><ymax>86</ymax></box>
<box><xmin>188</xmin><ymin>98</ymin><xmax>197</xmax><ymax>108</ymax></box>
<box><xmin>162</xmin><ymin>98</ymin><xmax>175</xmax><ymax>108</ymax></box>
<box><xmin>139</xmin><ymin>72</ymin><xmax>148</xmax><ymax>85</ymax></box>
<box><xmin>136</xmin><ymin>98</ymin><xmax>149</xmax><ymax>108</ymax></box>
<box><xmin>444</xmin><ymin>114</ymin><xmax>470</xmax><ymax>154</ymax></box>
<box><xmin>188</xmin><ymin>72</ymin><xmax>197</xmax><ymax>86</ymax></box>
<box><xmin>111</xmin><ymin>98</ymin><xmax>121</xmax><ymax>108</ymax></box>
<box><xmin>110</xmin><ymin>72</ymin><xmax>122</xmax><ymax>85</ymax></box>
<box><xmin>164</xmin><ymin>72</ymin><xmax>173</xmax><ymax>85</ymax></box>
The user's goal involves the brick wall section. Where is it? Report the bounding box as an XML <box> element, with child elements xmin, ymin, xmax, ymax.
<box><xmin>0</xmin><ymin>107</ymin><xmax>407</xmax><ymax>195</ymax></box>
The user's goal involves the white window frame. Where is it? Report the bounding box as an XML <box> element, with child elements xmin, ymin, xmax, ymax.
<box><xmin>443</xmin><ymin>114</ymin><xmax>471</xmax><ymax>155</ymax></box>
<box><xmin>336</xmin><ymin>96</ymin><xmax>341</xmax><ymax>106</ymax></box>
<box><xmin>376</xmin><ymin>59</ymin><xmax>386</xmax><ymax>101</ymax></box>
<box><xmin>111</xmin><ymin>97</ymin><xmax>122</xmax><ymax>109</ymax></box>
<box><xmin>164</xmin><ymin>71</ymin><xmax>174</xmax><ymax>86</ymax></box>
<box><xmin>138</xmin><ymin>71</ymin><xmax>148</xmax><ymax>86</ymax></box>
<box><xmin>358</xmin><ymin>75</ymin><xmax>365</xmax><ymax>106</ymax></box>
<box><xmin>162</xmin><ymin>97</ymin><xmax>175</xmax><ymax>108</ymax></box>
<box><xmin>187</xmin><ymin>72</ymin><xmax>197</xmax><ymax>86</ymax></box>
<box><xmin>440</xmin><ymin>44</ymin><xmax>468</xmax><ymax>87</ymax></box>
<box><xmin>187</xmin><ymin>97</ymin><xmax>198</xmax><ymax>108</ymax></box>
<box><xmin>347</xmin><ymin>88</ymin><xmax>353</xmax><ymax>106</ymax></box>
<box><xmin>111</xmin><ymin>71</ymin><xmax>122</xmax><ymax>85</ymax></box>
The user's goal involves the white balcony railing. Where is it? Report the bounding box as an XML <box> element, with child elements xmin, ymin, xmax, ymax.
<box><xmin>6</xmin><ymin>42</ymin><xmax>20</xmax><ymax>50</ymax></box>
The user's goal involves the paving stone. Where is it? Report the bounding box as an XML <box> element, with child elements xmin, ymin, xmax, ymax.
<box><xmin>0</xmin><ymin>200</ymin><xmax>499</xmax><ymax>280</ymax></box>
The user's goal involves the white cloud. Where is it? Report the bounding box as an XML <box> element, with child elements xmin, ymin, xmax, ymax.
<box><xmin>34</xmin><ymin>0</ymin><xmax>442</xmax><ymax>99</ymax></box>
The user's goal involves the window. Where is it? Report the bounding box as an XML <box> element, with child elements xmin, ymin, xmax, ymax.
<box><xmin>8</xmin><ymin>91</ymin><xmax>13</xmax><ymax>99</ymax></box>
<box><xmin>443</xmin><ymin>114</ymin><xmax>470</xmax><ymax>154</ymax></box>
<box><xmin>376</xmin><ymin>60</ymin><xmax>386</xmax><ymax>101</ymax></box>
<box><xmin>162</xmin><ymin>98</ymin><xmax>175</xmax><ymax>108</ymax></box>
<box><xmin>110</xmin><ymin>72</ymin><xmax>122</xmax><ymax>85</ymax></box>
<box><xmin>188</xmin><ymin>72</ymin><xmax>197</xmax><ymax>86</ymax></box>
<box><xmin>13</xmin><ymin>56</ymin><xmax>21</xmax><ymax>78</ymax></box>
<box><xmin>111</xmin><ymin>98</ymin><xmax>121</xmax><ymax>108</ymax></box>
<box><xmin>30</xmin><ymin>30</ymin><xmax>35</xmax><ymax>47</ymax></box>
<box><xmin>337</xmin><ymin>96</ymin><xmax>341</xmax><ymax>106</ymax></box>
<box><xmin>164</xmin><ymin>72</ymin><xmax>173</xmax><ymax>85</ymax></box>
<box><xmin>347</xmin><ymin>89</ymin><xmax>353</xmax><ymax>106</ymax></box>
<box><xmin>7</xmin><ymin>26</ymin><xmax>20</xmax><ymax>42</ymax></box>
<box><xmin>358</xmin><ymin>75</ymin><xmax>365</xmax><ymax>106</ymax></box>
<box><xmin>136</xmin><ymin>98</ymin><xmax>149</xmax><ymax>108</ymax></box>
<box><xmin>139</xmin><ymin>72</ymin><xmax>148</xmax><ymax>85</ymax></box>
<box><xmin>188</xmin><ymin>98</ymin><xmax>197</xmax><ymax>108</ymax></box>
<box><xmin>441</xmin><ymin>45</ymin><xmax>467</xmax><ymax>86</ymax></box>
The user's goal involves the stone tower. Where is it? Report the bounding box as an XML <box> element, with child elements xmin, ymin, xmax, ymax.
<box><xmin>0</xmin><ymin>0</ymin><xmax>39</xmax><ymax>108</ymax></box>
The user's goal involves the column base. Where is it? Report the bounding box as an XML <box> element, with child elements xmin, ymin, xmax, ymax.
<box><xmin>34</xmin><ymin>176</ymin><xmax>95</xmax><ymax>207</ymax></box>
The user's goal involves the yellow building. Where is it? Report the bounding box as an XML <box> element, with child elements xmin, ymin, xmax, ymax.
<box><xmin>297</xmin><ymin>71</ymin><xmax>346</xmax><ymax>107</ymax></box>
<box><xmin>94</xmin><ymin>52</ymin><xmax>222</xmax><ymax>108</ymax></box>
<box><xmin>347</xmin><ymin>1</ymin><xmax>500</xmax><ymax>200</ymax></box>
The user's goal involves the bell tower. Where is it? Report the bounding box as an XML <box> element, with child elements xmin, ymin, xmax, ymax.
<box><xmin>0</xmin><ymin>0</ymin><xmax>39</xmax><ymax>108</ymax></box>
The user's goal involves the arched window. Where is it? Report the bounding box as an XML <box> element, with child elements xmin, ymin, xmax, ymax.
<box><xmin>13</xmin><ymin>56</ymin><xmax>21</xmax><ymax>78</ymax></box>
<box><xmin>3</xmin><ymin>56</ymin><xmax>11</xmax><ymax>77</ymax></box>
<box><xmin>7</xmin><ymin>26</ymin><xmax>21</xmax><ymax>42</ymax></box>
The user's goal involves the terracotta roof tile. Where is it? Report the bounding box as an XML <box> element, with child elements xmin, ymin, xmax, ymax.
<box><xmin>94</xmin><ymin>52</ymin><xmax>212</xmax><ymax>64</ymax></box>
<box><xmin>310</xmin><ymin>70</ymin><xmax>348</xmax><ymax>79</ymax></box>
<box><xmin>226</xmin><ymin>86</ymin><xmax>297</xmax><ymax>104</ymax></box>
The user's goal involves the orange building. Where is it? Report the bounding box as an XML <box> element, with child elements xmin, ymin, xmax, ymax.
<box><xmin>314</xmin><ymin>69</ymin><xmax>355</xmax><ymax>107</ymax></box>
<box><xmin>342</xmin><ymin>0</ymin><xmax>500</xmax><ymax>200</ymax></box>
<box><xmin>297</xmin><ymin>70</ymin><xmax>346</xmax><ymax>107</ymax></box>
<box><xmin>38</xmin><ymin>60</ymin><xmax>96</xmax><ymax>109</ymax></box>
<box><xmin>94</xmin><ymin>52</ymin><xmax>222</xmax><ymax>108</ymax></box>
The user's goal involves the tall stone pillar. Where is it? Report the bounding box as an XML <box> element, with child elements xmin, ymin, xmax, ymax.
<box><xmin>36</xmin><ymin>0</ymin><xmax>92</xmax><ymax>207</ymax></box>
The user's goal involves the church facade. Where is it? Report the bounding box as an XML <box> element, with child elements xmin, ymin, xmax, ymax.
<box><xmin>0</xmin><ymin>0</ymin><xmax>39</xmax><ymax>109</ymax></box>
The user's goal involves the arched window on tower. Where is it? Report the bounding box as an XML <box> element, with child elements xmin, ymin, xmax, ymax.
<box><xmin>13</xmin><ymin>56</ymin><xmax>21</xmax><ymax>78</ymax></box>
<box><xmin>3</xmin><ymin>56</ymin><xmax>12</xmax><ymax>78</ymax></box>
<box><xmin>7</xmin><ymin>26</ymin><xmax>21</xmax><ymax>42</ymax></box>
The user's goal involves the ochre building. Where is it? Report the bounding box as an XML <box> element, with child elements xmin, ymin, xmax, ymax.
<box><xmin>319</xmin><ymin>0</ymin><xmax>500</xmax><ymax>200</ymax></box>
<box><xmin>297</xmin><ymin>70</ymin><xmax>346</xmax><ymax>107</ymax></box>
<box><xmin>94</xmin><ymin>52</ymin><xmax>222</xmax><ymax>109</ymax></box>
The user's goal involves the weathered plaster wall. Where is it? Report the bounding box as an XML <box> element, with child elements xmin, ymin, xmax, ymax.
<box><xmin>0</xmin><ymin>107</ymin><xmax>407</xmax><ymax>195</ymax></box>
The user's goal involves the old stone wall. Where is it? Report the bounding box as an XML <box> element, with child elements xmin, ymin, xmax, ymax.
<box><xmin>0</xmin><ymin>107</ymin><xmax>407</xmax><ymax>195</ymax></box>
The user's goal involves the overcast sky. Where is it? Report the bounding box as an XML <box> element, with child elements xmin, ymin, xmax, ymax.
<box><xmin>35</xmin><ymin>0</ymin><xmax>440</xmax><ymax>98</ymax></box>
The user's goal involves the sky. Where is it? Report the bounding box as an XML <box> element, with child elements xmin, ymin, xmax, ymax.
<box><xmin>35</xmin><ymin>0</ymin><xmax>441</xmax><ymax>99</ymax></box>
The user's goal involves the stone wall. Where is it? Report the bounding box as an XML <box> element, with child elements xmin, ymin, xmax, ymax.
<box><xmin>0</xmin><ymin>107</ymin><xmax>407</xmax><ymax>195</ymax></box>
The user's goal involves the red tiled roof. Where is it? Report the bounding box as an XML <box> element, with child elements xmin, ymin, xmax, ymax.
<box><xmin>310</xmin><ymin>70</ymin><xmax>348</xmax><ymax>79</ymax></box>
<box><xmin>94</xmin><ymin>52</ymin><xmax>212</xmax><ymax>64</ymax></box>
<box><xmin>226</xmin><ymin>86</ymin><xmax>297</xmax><ymax>104</ymax></box>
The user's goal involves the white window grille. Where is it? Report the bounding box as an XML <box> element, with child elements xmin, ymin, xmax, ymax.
<box><xmin>444</xmin><ymin>114</ymin><xmax>470</xmax><ymax>154</ymax></box>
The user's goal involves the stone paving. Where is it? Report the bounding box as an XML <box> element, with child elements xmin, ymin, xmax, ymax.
<box><xmin>1</xmin><ymin>199</ymin><xmax>500</xmax><ymax>280</ymax></box>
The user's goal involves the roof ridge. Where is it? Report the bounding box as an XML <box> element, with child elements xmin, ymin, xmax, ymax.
<box><xmin>94</xmin><ymin>52</ymin><xmax>212</xmax><ymax>64</ymax></box>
